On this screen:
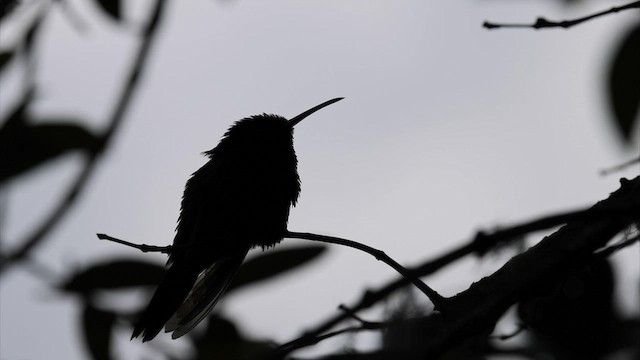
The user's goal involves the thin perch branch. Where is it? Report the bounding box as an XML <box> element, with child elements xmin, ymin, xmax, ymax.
<box><xmin>484</xmin><ymin>1</ymin><xmax>640</xmax><ymax>30</ymax></box>
<box><xmin>96</xmin><ymin>230</ymin><xmax>448</xmax><ymax>309</ymax></box>
<box><xmin>285</xmin><ymin>231</ymin><xmax>448</xmax><ymax>311</ymax></box>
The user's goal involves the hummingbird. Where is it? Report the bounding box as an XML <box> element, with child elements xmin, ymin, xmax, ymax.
<box><xmin>132</xmin><ymin>98</ymin><xmax>343</xmax><ymax>342</ymax></box>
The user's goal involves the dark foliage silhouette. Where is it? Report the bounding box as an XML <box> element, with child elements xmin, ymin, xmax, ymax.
<box><xmin>518</xmin><ymin>259</ymin><xmax>615</xmax><ymax>360</ymax></box>
<box><xmin>131</xmin><ymin>98</ymin><xmax>343</xmax><ymax>341</ymax></box>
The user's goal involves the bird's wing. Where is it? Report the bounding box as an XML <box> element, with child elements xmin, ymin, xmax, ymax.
<box><xmin>165</xmin><ymin>249</ymin><xmax>248</xmax><ymax>339</ymax></box>
<box><xmin>170</xmin><ymin>158</ymin><xmax>237</xmax><ymax>264</ymax></box>
<box><xmin>169</xmin><ymin>162</ymin><xmax>213</xmax><ymax>265</ymax></box>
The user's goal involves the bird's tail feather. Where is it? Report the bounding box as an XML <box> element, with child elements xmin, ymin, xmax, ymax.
<box><xmin>165</xmin><ymin>249</ymin><xmax>248</xmax><ymax>339</ymax></box>
<box><xmin>132</xmin><ymin>265</ymin><xmax>197</xmax><ymax>342</ymax></box>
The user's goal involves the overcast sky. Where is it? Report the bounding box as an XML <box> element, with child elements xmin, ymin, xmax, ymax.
<box><xmin>1</xmin><ymin>0</ymin><xmax>639</xmax><ymax>359</ymax></box>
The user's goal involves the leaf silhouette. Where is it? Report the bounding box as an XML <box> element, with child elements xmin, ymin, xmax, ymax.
<box><xmin>0</xmin><ymin>0</ymin><xmax>20</xmax><ymax>21</ymax></box>
<box><xmin>24</xmin><ymin>12</ymin><xmax>42</xmax><ymax>55</ymax></box>
<box><xmin>95</xmin><ymin>0</ymin><xmax>120</xmax><ymax>21</ymax></box>
<box><xmin>229</xmin><ymin>245</ymin><xmax>326</xmax><ymax>292</ymax></box>
<box><xmin>0</xmin><ymin>118</ymin><xmax>103</xmax><ymax>182</ymax></box>
<box><xmin>82</xmin><ymin>305</ymin><xmax>115</xmax><ymax>360</ymax></box>
<box><xmin>61</xmin><ymin>259</ymin><xmax>165</xmax><ymax>295</ymax></box>
<box><xmin>518</xmin><ymin>259</ymin><xmax>615</xmax><ymax>358</ymax></box>
<box><xmin>608</xmin><ymin>22</ymin><xmax>640</xmax><ymax>144</ymax></box>
<box><xmin>193</xmin><ymin>315</ymin><xmax>273</xmax><ymax>360</ymax></box>
<box><xmin>0</xmin><ymin>50</ymin><xmax>14</xmax><ymax>73</ymax></box>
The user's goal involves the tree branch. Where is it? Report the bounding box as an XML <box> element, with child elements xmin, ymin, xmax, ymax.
<box><xmin>484</xmin><ymin>1</ymin><xmax>640</xmax><ymax>30</ymax></box>
<box><xmin>400</xmin><ymin>177</ymin><xmax>640</xmax><ymax>358</ymax></box>
<box><xmin>272</xmin><ymin>177</ymin><xmax>640</xmax><ymax>358</ymax></box>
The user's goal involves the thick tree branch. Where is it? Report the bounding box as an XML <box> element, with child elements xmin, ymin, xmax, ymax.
<box><xmin>484</xmin><ymin>1</ymin><xmax>640</xmax><ymax>30</ymax></box>
<box><xmin>412</xmin><ymin>177</ymin><xmax>640</xmax><ymax>358</ymax></box>
<box><xmin>272</xmin><ymin>177</ymin><xmax>640</xmax><ymax>358</ymax></box>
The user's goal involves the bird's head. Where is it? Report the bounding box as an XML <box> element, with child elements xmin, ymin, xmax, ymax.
<box><xmin>206</xmin><ymin>98</ymin><xmax>343</xmax><ymax>159</ymax></box>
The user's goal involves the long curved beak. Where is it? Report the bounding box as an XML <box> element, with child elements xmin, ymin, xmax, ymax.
<box><xmin>288</xmin><ymin>97</ymin><xmax>344</xmax><ymax>127</ymax></box>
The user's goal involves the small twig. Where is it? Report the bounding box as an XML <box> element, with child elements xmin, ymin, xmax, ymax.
<box><xmin>285</xmin><ymin>231</ymin><xmax>448</xmax><ymax>312</ymax></box>
<box><xmin>600</xmin><ymin>156</ymin><xmax>640</xmax><ymax>176</ymax></box>
<box><xmin>484</xmin><ymin>1</ymin><xmax>640</xmax><ymax>30</ymax></box>
<box><xmin>594</xmin><ymin>233</ymin><xmax>639</xmax><ymax>259</ymax></box>
<box><xmin>96</xmin><ymin>233</ymin><xmax>173</xmax><ymax>254</ymax></box>
<box><xmin>338</xmin><ymin>304</ymin><xmax>384</xmax><ymax>329</ymax></box>
<box><xmin>272</xmin><ymin>325</ymin><xmax>380</xmax><ymax>357</ymax></box>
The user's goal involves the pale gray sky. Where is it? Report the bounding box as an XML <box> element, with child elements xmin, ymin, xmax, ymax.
<box><xmin>1</xmin><ymin>1</ymin><xmax>639</xmax><ymax>359</ymax></box>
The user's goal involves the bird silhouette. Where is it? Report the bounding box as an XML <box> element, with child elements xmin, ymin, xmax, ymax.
<box><xmin>132</xmin><ymin>98</ymin><xmax>343</xmax><ymax>341</ymax></box>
